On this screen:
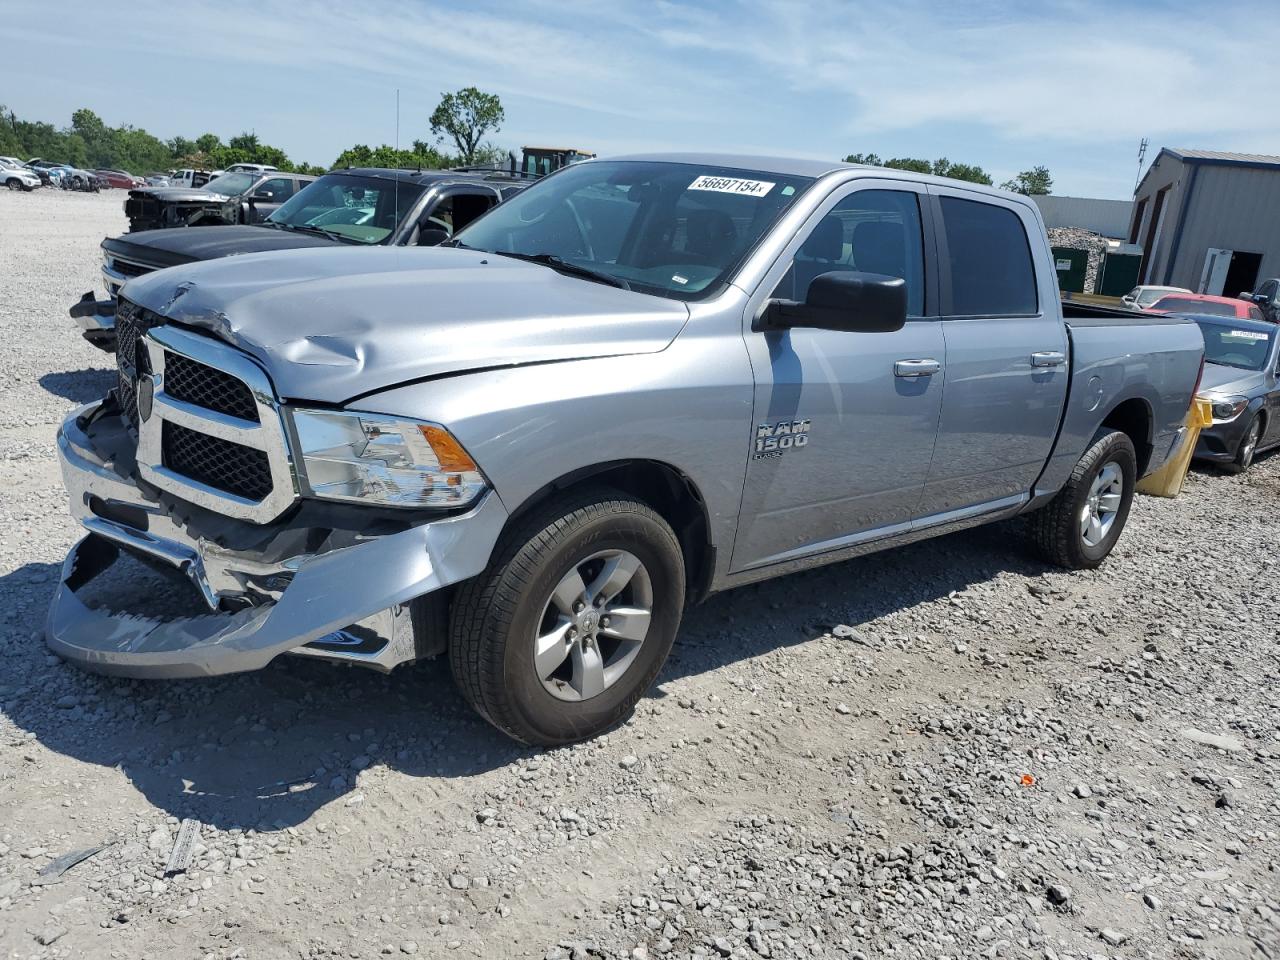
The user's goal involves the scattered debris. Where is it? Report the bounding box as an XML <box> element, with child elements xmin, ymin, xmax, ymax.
<box><xmin>1181</xmin><ymin>728</ymin><xmax>1245</xmax><ymax>752</ymax></box>
<box><xmin>32</xmin><ymin>841</ymin><xmax>115</xmax><ymax>886</ymax></box>
<box><xmin>164</xmin><ymin>819</ymin><xmax>201</xmax><ymax>876</ymax></box>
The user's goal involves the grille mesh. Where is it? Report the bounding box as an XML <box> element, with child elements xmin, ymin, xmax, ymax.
<box><xmin>115</xmin><ymin>303</ymin><xmax>145</xmax><ymax>429</ymax></box>
<box><xmin>161</xmin><ymin>422</ymin><xmax>273</xmax><ymax>501</ymax></box>
<box><xmin>164</xmin><ymin>352</ymin><xmax>260</xmax><ymax>422</ymax></box>
<box><xmin>112</xmin><ymin>259</ymin><xmax>151</xmax><ymax>279</ymax></box>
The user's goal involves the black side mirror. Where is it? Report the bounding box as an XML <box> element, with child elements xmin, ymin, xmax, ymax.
<box><xmin>250</xmin><ymin>190</ymin><xmax>274</xmax><ymax>202</ymax></box>
<box><xmin>417</xmin><ymin>227</ymin><xmax>450</xmax><ymax>247</ymax></box>
<box><xmin>755</xmin><ymin>271</ymin><xmax>907</xmax><ymax>333</ymax></box>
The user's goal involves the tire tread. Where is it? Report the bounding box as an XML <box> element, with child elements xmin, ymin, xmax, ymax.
<box><xmin>1030</xmin><ymin>429</ymin><xmax>1135</xmax><ymax>569</ymax></box>
<box><xmin>449</xmin><ymin>487</ymin><xmax>682</xmax><ymax>745</ymax></box>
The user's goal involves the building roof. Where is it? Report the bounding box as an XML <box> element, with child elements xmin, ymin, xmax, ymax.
<box><xmin>1164</xmin><ymin>148</ymin><xmax>1280</xmax><ymax>166</ymax></box>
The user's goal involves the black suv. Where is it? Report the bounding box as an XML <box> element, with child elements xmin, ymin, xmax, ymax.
<box><xmin>73</xmin><ymin>167</ymin><xmax>530</xmax><ymax>349</ymax></box>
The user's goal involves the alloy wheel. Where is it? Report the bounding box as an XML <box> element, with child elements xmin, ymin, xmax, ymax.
<box><xmin>534</xmin><ymin>549</ymin><xmax>653</xmax><ymax>702</ymax></box>
<box><xmin>1080</xmin><ymin>461</ymin><xmax>1123</xmax><ymax>548</ymax></box>
<box><xmin>1240</xmin><ymin>419</ymin><xmax>1260</xmax><ymax>468</ymax></box>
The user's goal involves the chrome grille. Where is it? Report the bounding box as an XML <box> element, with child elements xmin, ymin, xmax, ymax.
<box><xmin>162</xmin><ymin>422</ymin><xmax>273</xmax><ymax>501</ymax></box>
<box><xmin>115</xmin><ymin>301</ymin><xmax>148</xmax><ymax>429</ymax></box>
<box><xmin>116</xmin><ymin>322</ymin><xmax>299</xmax><ymax>523</ymax></box>
<box><xmin>164</xmin><ymin>352</ymin><xmax>260</xmax><ymax>422</ymax></box>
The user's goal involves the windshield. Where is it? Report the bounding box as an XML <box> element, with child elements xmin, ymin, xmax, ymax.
<box><xmin>1196</xmin><ymin>320</ymin><xmax>1273</xmax><ymax>370</ymax></box>
<box><xmin>1153</xmin><ymin>295</ymin><xmax>1243</xmax><ymax>318</ymax></box>
<box><xmin>267</xmin><ymin>174</ymin><xmax>428</xmax><ymax>244</ymax></box>
<box><xmin>452</xmin><ymin>160</ymin><xmax>814</xmax><ymax>300</ymax></box>
<box><xmin>201</xmin><ymin>172</ymin><xmax>256</xmax><ymax>196</ymax></box>
<box><xmin>1136</xmin><ymin>288</ymin><xmax>1178</xmax><ymax>307</ymax></box>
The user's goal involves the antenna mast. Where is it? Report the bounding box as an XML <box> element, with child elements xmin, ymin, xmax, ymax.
<box><xmin>1134</xmin><ymin>138</ymin><xmax>1148</xmax><ymax>194</ymax></box>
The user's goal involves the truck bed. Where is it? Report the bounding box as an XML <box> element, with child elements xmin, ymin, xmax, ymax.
<box><xmin>1061</xmin><ymin>299</ymin><xmax>1194</xmax><ymax>327</ymax></box>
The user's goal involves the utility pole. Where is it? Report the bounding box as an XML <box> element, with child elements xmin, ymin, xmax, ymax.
<box><xmin>1135</xmin><ymin>138</ymin><xmax>1148</xmax><ymax>194</ymax></box>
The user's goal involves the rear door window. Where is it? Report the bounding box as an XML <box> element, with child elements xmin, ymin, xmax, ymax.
<box><xmin>939</xmin><ymin>196</ymin><xmax>1038</xmax><ymax>316</ymax></box>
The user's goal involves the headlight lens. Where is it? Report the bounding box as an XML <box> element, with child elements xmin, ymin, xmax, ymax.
<box><xmin>291</xmin><ymin>409</ymin><xmax>487</xmax><ymax>508</ymax></box>
<box><xmin>1205</xmin><ymin>395</ymin><xmax>1249</xmax><ymax>422</ymax></box>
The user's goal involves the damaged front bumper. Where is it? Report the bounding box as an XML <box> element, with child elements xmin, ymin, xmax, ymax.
<box><xmin>69</xmin><ymin>291</ymin><xmax>118</xmax><ymax>351</ymax></box>
<box><xmin>47</xmin><ymin>401</ymin><xmax>508</xmax><ymax>679</ymax></box>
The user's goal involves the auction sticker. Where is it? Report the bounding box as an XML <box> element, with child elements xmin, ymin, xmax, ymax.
<box><xmin>689</xmin><ymin>175</ymin><xmax>775</xmax><ymax>197</ymax></box>
<box><xmin>1224</xmin><ymin>330</ymin><xmax>1268</xmax><ymax>341</ymax></box>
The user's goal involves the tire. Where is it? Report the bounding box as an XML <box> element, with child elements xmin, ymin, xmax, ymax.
<box><xmin>5</xmin><ymin>178</ymin><xmax>20</xmax><ymax>192</ymax></box>
<box><xmin>449</xmin><ymin>488</ymin><xmax>685</xmax><ymax>746</ymax></box>
<box><xmin>1030</xmin><ymin>429</ymin><xmax>1137</xmax><ymax>569</ymax></box>
<box><xmin>1224</xmin><ymin>414</ymin><xmax>1262</xmax><ymax>474</ymax></box>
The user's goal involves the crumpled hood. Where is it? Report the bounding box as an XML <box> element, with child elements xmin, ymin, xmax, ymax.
<box><xmin>104</xmin><ymin>224</ymin><xmax>341</xmax><ymax>270</ymax></box>
<box><xmin>121</xmin><ymin>246</ymin><xmax>690</xmax><ymax>404</ymax></box>
<box><xmin>1198</xmin><ymin>362</ymin><xmax>1266</xmax><ymax>397</ymax></box>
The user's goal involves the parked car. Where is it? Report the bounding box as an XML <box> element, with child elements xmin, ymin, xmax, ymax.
<box><xmin>48</xmin><ymin>153</ymin><xmax>1204</xmax><ymax>746</ymax></box>
<box><xmin>1</xmin><ymin>162</ymin><xmax>42</xmax><ymax>191</ymax></box>
<box><xmin>71</xmin><ymin>167</ymin><xmax>527</xmax><ymax>348</ymax></box>
<box><xmin>1186</xmin><ymin>314</ymin><xmax>1280</xmax><ymax>472</ymax></box>
<box><xmin>25</xmin><ymin>159</ymin><xmax>67</xmax><ymax>186</ymax></box>
<box><xmin>145</xmin><ymin>173</ymin><xmax>172</xmax><ymax>187</ymax></box>
<box><xmin>167</xmin><ymin>169</ymin><xmax>216</xmax><ymax>190</ymax></box>
<box><xmin>95</xmin><ymin>169</ymin><xmax>143</xmax><ymax>189</ymax></box>
<box><xmin>121</xmin><ymin>170</ymin><xmax>316</xmax><ymax>232</ymax></box>
<box><xmin>1148</xmin><ymin>292</ymin><xmax>1265</xmax><ymax>321</ymax></box>
<box><xmin>1240</xmin><ymin>278</ymin><xmax>1280</xmax><ymax>324</ymax></box>
<box><xmin>1121</xmin><ymin>284</ymin><xmax>1190</xmax><ymax>309</ymax></box>
<box><xmin>224</xmin><ymin>163</ymin><xmax>280</xmax><ymax>173</ymax></box>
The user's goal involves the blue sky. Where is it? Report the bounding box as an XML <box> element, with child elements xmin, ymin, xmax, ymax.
<box><xmin>3</xmin><ymin>0</ymin><xmax>1275</xmax><ymax>198</ymax></box>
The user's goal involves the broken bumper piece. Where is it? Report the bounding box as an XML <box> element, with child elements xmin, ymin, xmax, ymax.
<box><xmin>68</xmin><ymin>291</ymin><xmax>117</xmax><ymax>351</ymax></box>
<box><xmin>46</xmin><ymin>401</ymin><xmax>508</xmax><ymax>679</ymax></box>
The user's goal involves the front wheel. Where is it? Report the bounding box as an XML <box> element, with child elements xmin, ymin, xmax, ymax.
<box><xmin>5</xmin><ymin>178</ymin><xmax>21</xmax><ymax>192</ymax></box>
<box><xmin>1030</xmin><ymin>429</ymin><xmax>1137</xmax><ymax>569</ymax></box>
<box><xmin>449</xmin><ymin>489</ymin><xmax>685</xmax><ymax>746</ymax></box>
<box><xmin>1225</xmin><ymin>414</ymin><xmax>1262</xmax><ymax>474</ymax></box>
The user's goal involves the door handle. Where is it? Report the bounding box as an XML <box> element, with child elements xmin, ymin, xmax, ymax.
<box><xmin>1031</xmin><ymin>351</ymin><xmax>1066</xmax><ymax>367</ymax></box>
<box><xmin>894</xmin><ymin>359</ymin><xmax>941</xmax><ymax>378</ymax></box>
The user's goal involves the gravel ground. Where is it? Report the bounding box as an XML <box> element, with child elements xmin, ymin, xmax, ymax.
<box><xmin>1</xmin><ymin>188</ymin><xmax>1278</xmax><ymax>960</ymax></box>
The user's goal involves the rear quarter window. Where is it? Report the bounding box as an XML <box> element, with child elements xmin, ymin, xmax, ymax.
<box><xmin>940</xmin><ymin>196</ymin><xmax>1038</xmax><ymax>316</ymax></box>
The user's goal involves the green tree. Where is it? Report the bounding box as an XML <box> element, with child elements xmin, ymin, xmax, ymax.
<box><xmin>429</xmin><ymin>87</ymin><xmax>504</xmax><ymax>164</ymax></box>
<box><xmin>333</xmin><ymin>142</ymin><xmax>454</xmax><ymax>170</ymax></box>
<box><xmin>1000</xmin><ymin>165</ymin><xmax>1053</xmax><ymax>195</ymax></box>
<box><xmin>167</xmin><ymin>135</ymin><xmax>196</xmax><ymax>157</ymax></box>
<box><xmin>195</xmin><ymin>133</ymin><xmax>222</xmax><ymax>155</ymax></box>
<box><xmin>843</xmin><ymin>152</ymin><xmax>992</xmax><ymax>186</ymax></box>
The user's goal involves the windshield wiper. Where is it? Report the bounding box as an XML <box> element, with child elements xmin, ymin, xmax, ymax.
<box><xmin>490</xmin><ymin>251</ymin><xmax>630</xmax><ymax>290</ymax></box>
<box><xmin>278</xmin><ymin>222</ymin><xmax>357</xmax><ymax>244</ymax></box>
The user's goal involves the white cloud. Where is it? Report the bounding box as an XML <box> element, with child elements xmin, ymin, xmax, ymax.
<box><xmin>4</xmin><ymin>0</ymin><xmax>1276</xmax><ymax>195</ymax></box>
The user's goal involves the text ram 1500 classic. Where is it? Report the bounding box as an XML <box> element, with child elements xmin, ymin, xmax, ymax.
<box><xmin>48</xmin><ymin>153</ymin><xmax>1205</xmax><ymax>746</ymax></box>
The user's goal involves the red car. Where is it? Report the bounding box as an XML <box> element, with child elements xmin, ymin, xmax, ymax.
<box><xmin>94</xmin><ymin>169</ymin><xmax>144</xmax><ymax>189</ymax></box>
<box><xmin>1147</xmin><ymin>292</ymin><xmax>1267</xmax><ymax>322</ymax></box>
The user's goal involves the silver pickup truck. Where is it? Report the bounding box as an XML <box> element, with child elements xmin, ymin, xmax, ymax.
<box><xmin>48</xmin><ymin>153</ymin><xmax>1204</xmax><ymax>745</ymax></box>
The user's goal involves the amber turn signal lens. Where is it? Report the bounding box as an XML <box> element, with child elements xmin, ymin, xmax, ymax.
<box><xmin>419</xmin><ymin>425</ymin><xmax>479</xmax><ymax>473</ymax></box>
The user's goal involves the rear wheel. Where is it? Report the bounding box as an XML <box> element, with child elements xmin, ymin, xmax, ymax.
<box><xmin>449</xmin><ymin>489</ymin><xmax>685</xmax><ymax>746</ymax></box>
<box><xmin>1030</xmin><ymin>429</ymin><xmax>1137</xmax><ymax>569</ymax></box>
<box><xmin>1225</xmin><ymin>414</ymin><xmax>1262</xmax><ymax>474</ymax></box>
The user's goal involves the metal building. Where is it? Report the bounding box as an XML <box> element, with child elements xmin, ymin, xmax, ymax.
<box><xmin>1130</xmin><ymin>148</ymin><xmax>1280</xmax><ymax>296</ymax></box>
<box><xmin>1032</xmin><ymin>195</ymin><xmax>1133</xmax><ymax>238</ymax></box>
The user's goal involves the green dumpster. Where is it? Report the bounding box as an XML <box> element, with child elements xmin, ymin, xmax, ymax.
<box><xmin>1051</xmin><ymin>247</ymin><xmax>1088</xmax><ymax>294</ymax></box>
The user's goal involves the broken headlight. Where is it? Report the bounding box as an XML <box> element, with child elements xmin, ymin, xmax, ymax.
<box><xmin>290</xmin><ymin>409</ymin><xmax>487</xmax><ymax>508</ymax></box>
